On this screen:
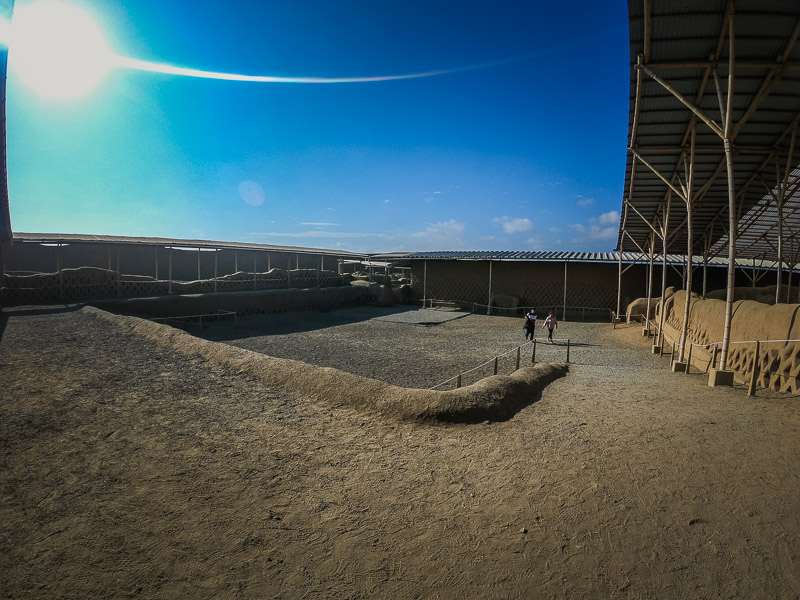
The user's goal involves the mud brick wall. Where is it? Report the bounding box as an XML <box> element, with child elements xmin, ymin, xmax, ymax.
<box><xmin>409</xmin><ymin>259</ymin><xmax>686</xmax><ymax>316</ymax></box>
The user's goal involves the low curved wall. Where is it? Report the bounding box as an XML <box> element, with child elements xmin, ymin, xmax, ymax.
<box><xmin>658</xmin><ymin>290</ymin><xmax>800</xmax><ymax>393</ymax></box>
<box><xmin>84</xmin><ymin>307</ymin><xmax>568</xmax><ymax>423</ymax></box>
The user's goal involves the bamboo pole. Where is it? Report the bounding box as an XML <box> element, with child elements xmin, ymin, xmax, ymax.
<box><xmin>776</xmin><ymin>121</ymin><xmax>797</xmax><ymax>303</ymax></box>
<box><xmin>679</xmin><ymin>119</ymin><xmax>697</xmax><ymax>362</ymax></box>
<box><xmin>645</xmin><ymin>234</ymin><xmax>655</xmax><ymax>333</ymax></box>
<box><xmin>685</xmin><ymin>342</ymin><xmax>693</xmax><ymax>374</ymax></box>
<box><xmin>658</xmin><ymin>192</ymin><xmax>672</xmax><ymax>345</ymax></box>
<box><xmin>718</xmin><ymin>5</ymin><xmax>737</xmax><ymax>372</ymax></box>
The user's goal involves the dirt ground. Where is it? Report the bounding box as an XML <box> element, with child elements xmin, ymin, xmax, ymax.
<box><xmin>2</xmin><ymin>304</ymin><xmax>800</xmax><ymax>599</ymax></box>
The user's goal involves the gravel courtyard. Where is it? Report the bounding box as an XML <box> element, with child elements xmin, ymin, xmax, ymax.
<box><xmin>2</xmin><ymin>304</ymin><xmax>800</xmax><ymax>598</ymax></box>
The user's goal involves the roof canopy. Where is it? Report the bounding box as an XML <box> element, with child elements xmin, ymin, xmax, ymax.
<box><xmin>618</xmin><ymin>0</ymin><xmax>800</xmax><ymax>263</ymax></box>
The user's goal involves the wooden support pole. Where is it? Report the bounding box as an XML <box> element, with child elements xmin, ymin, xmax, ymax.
<box><xmin>679</xmin><ymin>119</ymin><xmax>696</xmax><ymax>362</ymax></box>
<box><xmin>515</xmin><ymin>347</ymin><xmax>521</xmax><ymax>371</ymax></box>
<box><xmin>563</xmin><ymin>260</ymin><xmax>568</xmax><ymax>320</ymax></box>
<box><xmin>670</xmin><ymin>342</ymin><xmax>675</xmax><ymax>366</ymax></box>
<box><xmin>658</xmin><ymin>192</ymin><xmax>672</xmax><ymax>345</ymax></box>
<box><xmin>493</xmin><ymin>356</ymin><xmax>498</xmax><ymax>375</ymax></box>
<box><xmin>197</xmin><ymin>248</ymin><xmax>201</xmax><ymax>281</ymax></box>
<box><xmin>711</xmin><ymin>344</ymin><xmax>719</xmax><ymax>371</ymax></box>
<box><xmin>645</xmin><ymin>234</ymin><xmax>655</xmax><ymax>332</ymax></box>
<box><xmin>487</xmin><ymin>260</ymin><xmax>493</xmax><ymax>315</ymax></box>
<box><xmin>57</xmin><ymin>243</ymin><xmax>63</xmax><ymax>302</ymax></box>
<box><xmin>168</xmin><ymin>247</ymin><xmax>173</xmax><ymax>294</ymax></box>
<box><xmin>116</xmin><ymin>248</ymin><xmax>121</xmax><ymax>297</ymax></box>
<box><xmin>748</xmin><ymin>341</ymin><xmax>760</xmax><ymax>397</ymax></box>
<box><xmin>423</xmin><ymin>259</ymin><xmax>427</xmax><ymax>307</ymax></box>
<box><xmin>456</xmin><ymin>374</ymin><xmax>462</xmax><ymax>389</ymax></box>
<box><xmin>532</xmin><ymin>339</ymin><xmax>537</xmax><ymax>364</ymax></box>
<box><xmin>718</xmin><ymin>4</ymin><xmax>737</xmax><ymax>372</ymax></box>
<box><xmin>566</xmin><ymin>339</ymin><xmax>571</xmax><ymax>363</ymax></box>
<box><xmin>685</xmin><ymin>342</ymin><xmax>693</xmax><ymax>375</ymax></box>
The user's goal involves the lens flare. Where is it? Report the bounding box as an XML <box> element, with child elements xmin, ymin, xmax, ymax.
<box><xmin>9</xmin><ymin>1</ymin><xmax>113</xmax><ymax>99</ymax></box>
<box><xmin>6</xmin><ymin>0</ymin><xmax>568</xmax><ymax>100</ymax></box>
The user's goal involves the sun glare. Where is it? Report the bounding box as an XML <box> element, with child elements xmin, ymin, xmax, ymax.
<box><xmin>9</xmin><ymin>1</ymin><xmax>114</xmax><ymax>99</ymax></box>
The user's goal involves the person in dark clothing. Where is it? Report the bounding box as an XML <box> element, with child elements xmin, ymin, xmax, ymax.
<box><xmin>523</xmin><ymin>308</ymin><xmax>537</xmax><ymax>341</ymax></box>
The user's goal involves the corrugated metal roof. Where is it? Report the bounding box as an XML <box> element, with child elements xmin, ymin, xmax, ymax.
<box><xmin>12</xmin><ymin>232</ymin><xmax>364</xmax><ymax>258</ymax></box>
<box><xmin>618</xmin><ymin>0</ymin><xmax>800</xmax><ymax>265</ymax></box>
<box><xmin>372</xmin><ymin>250</ymin><xmax>783</xmax><ymax>269</ymax></box>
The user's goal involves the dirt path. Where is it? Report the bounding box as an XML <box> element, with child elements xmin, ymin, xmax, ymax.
<box><xmin>2</xmin><ymin>306</ymin><xmax>799</xmax><ymax>598</ymax></box>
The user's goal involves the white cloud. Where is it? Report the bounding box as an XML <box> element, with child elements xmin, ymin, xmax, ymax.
<box><xmin>548</xmin><ymin>226</ymin><xmax>564</xmax><ymax>234</ymax></box>
<box><xmin>300</xmin><ymin>222</ymin><xmax>336</xmax><ymax>227</ymax></box>
<box><xmin>492</xmin><ymin>216</ymin><xmax>533</xmax><ymax>234</ymax></box>
<box><xmin>594</xmin><ymin>210</ymin><xmax>620</xmax><ymax>225</ymax></box>
<box><xmin>569</xmin><ymin>223</ymin><xmax>618</xmax><ymax>242</ymax></box>
<box><xmin>384</xmin><ymin>199</ymin><xmax>391</xmax><ymax>204</ymax></box>
<box><xmin>577</xmin><ymin>197</ymin><xmax>595</xmax><ymax>207</ymax></box>
<box><xmin>410</xmin><ymin>219</ymin><xmax>466</xmax><ymax>249</ymax></box>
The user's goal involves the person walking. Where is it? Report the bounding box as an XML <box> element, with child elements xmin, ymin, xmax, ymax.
<box><xmin>523</xmin><ymin>308</ymin><xmax>537</xmax><ymax>341</ymax></box>
<box><xmin>542</xmin><ymin>312</ymin><xmax>557</xmax><ymax>343</ymax></box>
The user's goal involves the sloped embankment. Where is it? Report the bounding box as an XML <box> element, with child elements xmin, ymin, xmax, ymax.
<box><xmin>85</xmin><ymin>306</ymin><xmax>567</xmax><ymax>422</ymax></box>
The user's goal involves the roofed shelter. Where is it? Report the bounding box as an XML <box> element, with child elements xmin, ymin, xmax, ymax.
<box><xmin>617</xmin><ymin>0</ymin><xmax>800</xmax><ymax>382</ymax></box>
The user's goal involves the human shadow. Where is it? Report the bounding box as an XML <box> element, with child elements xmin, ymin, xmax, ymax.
<box><xmin>0</xmin><ymin>304</ymin><xmax>84</xmax><ymax>344</ymax></box>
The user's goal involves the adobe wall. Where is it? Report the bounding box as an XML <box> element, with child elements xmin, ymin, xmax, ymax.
<box><xmin>4</xmin><ymin>240</ymin><xmax>344</xmax><ymax>281</ymax></box>
<box><xmin>1</xmin><ymin>265</ymin><xmax>348</xmax><ymax>305</ymax></box>
<box><xmin>409</xmin><ymin>259</ymin><xmax>696</xmax><ymax>318</ymax></box>
<box><xmin>658</xmin><ymin>289</ymin><xmax>800</xmax><ymax>393</ymax></box>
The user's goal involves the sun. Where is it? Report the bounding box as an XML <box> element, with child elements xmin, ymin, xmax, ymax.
<box><xmin>7</xmin><ymin>1</ymin><xmax>115</xmax><ymax>99</ymax></box>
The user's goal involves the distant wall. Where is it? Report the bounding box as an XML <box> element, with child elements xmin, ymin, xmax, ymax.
<box><xmin>1</xmin><ymin>239</ymin><xmax>354</xmax><ymax>305</ymax></box>
<box><xmin>408</xmin><ymin>259</ymin><xmax>723</xmax><ymax>318</ymax></box>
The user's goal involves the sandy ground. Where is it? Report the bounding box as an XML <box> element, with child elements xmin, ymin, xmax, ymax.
<box><xmin>2</xmin><ymin>305</ymin><xmax>800</xmax><ymax>599</ymax></box>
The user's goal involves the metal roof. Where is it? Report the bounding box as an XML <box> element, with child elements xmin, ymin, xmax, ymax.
<box><xmin>12</xmin><ymin>232</ymin><xmax>364</xmax><ymax>258</ymax></box>
<box><xmin>372</xmin><ymin>249</ymin><xmax>780</xmax><ymax>268</ymax></box>
<box><xmin>618</xmin><ymin>0</ymin><xmax>800</xmax><ymax>264</ymax></box>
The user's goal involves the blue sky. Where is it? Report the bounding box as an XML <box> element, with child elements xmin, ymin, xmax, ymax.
<box><xmin>6</xmin><ymin>0</ymin><xmax>630</xmax><ymax>253</ymax></box>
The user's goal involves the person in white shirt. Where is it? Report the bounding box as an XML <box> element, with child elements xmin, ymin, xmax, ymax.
<box><xmin>542</xmin><ymin>312</ymin><xmax>557</xmax><ymax>343</ymax></box>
